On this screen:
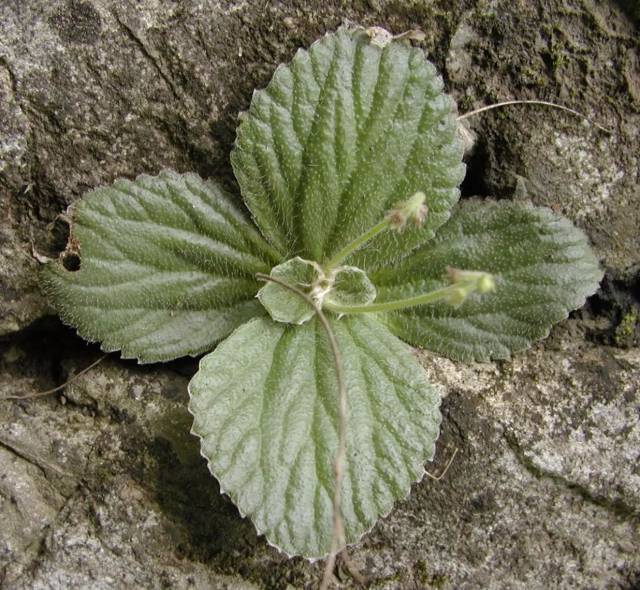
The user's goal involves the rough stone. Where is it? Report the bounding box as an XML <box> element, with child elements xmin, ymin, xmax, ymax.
<box><xmin>448</xmin><ymin>4</ymin><xmax>640</xmax><ymax>280</ymax></box>
<box><xmin>345</xmin><ymin>330</ymin><xmax>640</xmax><ymax>590</ymax></box>
<box><xmin>1</xmin><ymin>322</ymin><xmax>638</xmax><ymax>589</ymax></box>
<box><xmin>1</xmin><ymin>0</ymin><xmax>639</xmax><ymax>588</ymax></box>
<box><xmin>0</xmin><ymin>343</ymin><xmax>262</xmax><ymax>589</ymax></box>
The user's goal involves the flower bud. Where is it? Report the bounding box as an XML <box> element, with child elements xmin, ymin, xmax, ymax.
<box><xmin>445</xmin><ymin>267</ymin><xmax>496</xmax><ymax>306</ymax></box>
<box><xmin>386</xmin><ymin>192</ymin><xmax>428</xmax><ymax>231</ymax></box>
<box><xmin>444</xmin><ymin>286</ymin><xmax>471</xmax><ymax>307</ymax></box>
<box><xmin>477</xmin><ymin>273</ymin><xmax>496</xmax><ymax>293</ymax></box>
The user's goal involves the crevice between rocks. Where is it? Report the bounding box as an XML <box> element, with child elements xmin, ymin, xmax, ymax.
<box><xmin>5</xmin><ymin>484</ymin><xmax>85</xmax><ymax>589</ymax></box>
<box><xmin>0</xmin><ymin>438</ymin><xmax>75</xmax><ymax>481</ymax></box>
<box><xmin>0</xmin><ymin>56</ymin><xmax>19</xmax><ymax>97</ymax></box>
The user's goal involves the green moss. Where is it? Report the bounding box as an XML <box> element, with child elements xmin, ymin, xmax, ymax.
<box><xmin>414</xmin><ymin>560</ymin><xmax>449</xmax><ymax>588</ymax></box>
<box><xmin>521</xmin><ymin>66</ymin><xmax>546</xmax><ymax>87</ymax></box>
<box><xmin>551</xmin><ymin>51</ymin><xmax>567</xmax><ymax>73</ymax></box>
<box><xmin>369</xmin><ymin>568</ymin><xmax>410</xmax><ymax>588</ymax></box>
<box><xmin>614</xmin><ymin>310</ymin><xmax>638</xmax><ymax>348</ymax></box>
<box><xmin>458</xmin><ymin>94</ymin><xmax>474</xmax><ymax>112</ymax></box>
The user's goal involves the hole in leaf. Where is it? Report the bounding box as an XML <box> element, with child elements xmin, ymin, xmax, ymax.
<box><xmin>62</xmin><ymin>252</ymin><xmax>81</xmax><ymax>271</ymax></box>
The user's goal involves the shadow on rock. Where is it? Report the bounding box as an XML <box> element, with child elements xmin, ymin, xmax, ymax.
<box><xmin>148</xmin><ymin>432</ymin><xmax>259</xmax><ymax>563</ymax></box>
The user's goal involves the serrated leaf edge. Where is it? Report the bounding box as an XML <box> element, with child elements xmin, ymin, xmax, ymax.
<box><xmin>40</xmin><ymin>169</ymin><xmax>270</xmax><ymax>364</ymax></box>
<box><xmin>186</xmin><ymin>318</ymin><xmax>443</xmax><ymax>560</ymax></box>
<box><xmin>231</xmin><ymin>24</ymin><xmax>464</xmax><ymax>266</ymax></box>
<box><xmin>379</xmin><ymin>200</ymin><xmax>604</xmax><ymax>363</ymax></box>
<box><xmin>41</xmin><ymin>264</ymin><xmax>260</xmax><ymax>363</ymax></box>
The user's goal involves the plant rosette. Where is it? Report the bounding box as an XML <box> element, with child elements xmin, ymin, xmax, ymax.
<box><xmin>41</xmin><ymin>27</ymin><xmax>603</xmax><ymax>559</ymax></box>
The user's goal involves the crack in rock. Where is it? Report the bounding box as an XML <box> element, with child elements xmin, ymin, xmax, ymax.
<box><xmin>503</xmin><ymin>429</ymin><xmax>638</xmax><ymax>520</ymax></box>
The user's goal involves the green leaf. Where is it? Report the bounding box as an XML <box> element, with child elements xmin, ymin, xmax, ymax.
<box><xmin>257</xmin><ymin>257</ymin><xmax>319</xmax><ymax>325</ymax></box>
<box><xmin>41</xmin><ymin>171</ymin><xmax>281</xmax><ymax>363</ymax></box>
<box><xmin>326</xmin><ymin>266</ymin><xmax>376</xmax><ymax>307</ymax></box>
<box><xmin>231</xmin><ymin>27</ymin><xmax>465</xmax><ymax>269</ymax></box>
<box><xmin>372</xmin><ymin>200</ymin><xmax>603</xmax><ymax>362</ymax></box>
<box><xmin>258</xmin><ymin>259</ymin><xmax>377</xmax><ymax>324</ymax></box>
<box><xmin>188</xmin><ymin>315</ymin><xmax>441</xmax><ymax>558</ymax></box>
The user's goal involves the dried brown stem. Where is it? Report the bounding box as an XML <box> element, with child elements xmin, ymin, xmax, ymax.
<box><xmin>255</xmin><ymin>273</ymin><xmax>347</xmax><ymax>590</ymax></box>
<box><xmin>2</xmin><ymin>354</ymin><xmax>108</xmax><ymax>401</ymax></box>
<box><xmin>458</xmin><ymin>100</ymin><xmax>612</xmax><ymax>134</ymax></box>
<box><xmin>425</xmin><ymin>447</ymin><xmax>459</xmax><ymax>481</ymax></box>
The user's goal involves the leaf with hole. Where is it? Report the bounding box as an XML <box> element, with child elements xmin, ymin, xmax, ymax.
<box><xmin>41</xmin><ymin>170</ymin><xmax>280</xmax><ymax>363</ymax></box>
<box><xmin>40</xmin><ymin>25</ymin><xmax>603</xmax><ymax>562</ymax></box>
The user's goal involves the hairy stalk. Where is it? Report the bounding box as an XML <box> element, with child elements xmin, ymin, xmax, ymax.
<box><xmin>255</xmin><ymin>273</ymin><xmax>347</xmax><ymax>589</ymax></box>
<box><xmin>458</xmin><ymin>100</ymin><xmax>612</xmax><ymax>134</ymax></box>
<box><xmin>325</xmin><ymin>284</ymin><xmax>460</xmax><ymax>314</ymax></box>
<box><xmin>325</xmin><ymin>272</ymin><xmax>494</xmax><ymax>315</ymax></box>
<box><xmin>324</xmin><ymin>191</ymin><xmax>428</xmax><ymax>271</ymax></box>
<box><xmin>324</xmin><ymin>219</ymin><xmax>389</xmax><ymax>271</ymax></box>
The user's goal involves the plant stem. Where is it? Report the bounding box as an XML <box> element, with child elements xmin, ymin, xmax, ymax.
<box><xmin>324</xmin><ymin>283</ymin><xmax>468</xmax><ymax>314</ymax></box>
<box><xmin>324</xmin><ymin>218</ymin><xmax>389</xmax><ymax>271</ymax></box>
<box><xmin>324</xmin><ymin>192</ymin><xmax>428</xmax><ymax>271</ymax></box>
<box><xmin>255</xmin><ymin>273</ymin><xmax>347</xmax><ymax>585</ymax></box>
<box><xmin>458</xmin><ymin>100</ymin><xmax>612</xmax><ymax>134</ymax></box>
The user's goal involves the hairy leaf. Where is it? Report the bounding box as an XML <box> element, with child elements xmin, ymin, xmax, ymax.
<box><xmin>188</xmin><ymin>315</ymin><xmax>441</xmax><ymax>558</ymax></box>
<box><xmin>372</xmin><ymin>200</ymin><xmax>603</xmax><ymax>362</ymax></box>
<box><xmin>231</xmin><ymin>27</ymin><xmax>465</xmax><ymax>268</ymax></box>
<box><xmin>258</xmin><ymin>259</ymin><xmax>377</xmax><ymax>324</ymax></box>
<box><xmin>41</xmin><ymin>171</ymin><xmax>281</xmax><ymax>363</ymax></box>
<box><xmin>258</xmin><ymin>257</ymin><xmax>319</xmax><ymax>324</ymax></box>
<box><xmin>326</xmin><ymin>266</ymin><xmax>377</xmax><ymax>307</ymax></box>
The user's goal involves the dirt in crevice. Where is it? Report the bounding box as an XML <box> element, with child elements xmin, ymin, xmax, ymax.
<box><xmin>584</xmin><ymin>269</ymin><xmax>640</xmax><ymax>348</ymax></box>
<box><xmin>0</xmin><ymin>317</ymin><xmax>87</xmax><ymax>398</ymax></box>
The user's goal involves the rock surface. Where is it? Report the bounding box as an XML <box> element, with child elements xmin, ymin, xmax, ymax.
<box><xmin>1</xmin><ymin>0</ymin><xmax>639</xmax><ymax>589</ymax></box>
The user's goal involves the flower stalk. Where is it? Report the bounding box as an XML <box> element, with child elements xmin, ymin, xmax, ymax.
<box><xmin>324</xmin><ymin>267</ymin><xmax>496</xmax><ymax>314</ymax></box>
<box><xmin>324</xmin><ymin>192</ymin><xmax>428</xmax><ymax>271</ymax></box>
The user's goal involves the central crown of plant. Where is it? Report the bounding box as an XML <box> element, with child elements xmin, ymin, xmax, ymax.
<box><xmin>255</xmin><ymin>191</ymin><xmax>494</xmax><ymax>326</ymax></box>
<box><xmin>41</xmin><ymin>27</ymin><xmax>602</xmax><ymax>558</ymax></box>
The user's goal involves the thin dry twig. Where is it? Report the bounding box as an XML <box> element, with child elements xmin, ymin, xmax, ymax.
<box><xmin>1</xmin><ymin>354</ymin><xmax>108</xmax><ymax>401</ymax></box>
<box><xmin>458</xmin><ymin>99</ymin><xmax>613</xmax><ymax>134</ymax></box>
<box><xmin>424</xmin><ymin>447</ymin><xmax>459</xmax><ymax>482</ymax></box>
<box><xmin>255</xmin><ymin>273</ymin><xmax>347</xmax><ymax>590</ymax></box>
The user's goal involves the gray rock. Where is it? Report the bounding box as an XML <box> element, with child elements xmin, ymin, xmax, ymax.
<box><xmin>446</xmin><ymin>4</ymin><xmax>640</xmax><ymax>280</ymax></box>
<box><xmin>1</xmin><ymin>324</ymin><xmax>638</xmax><ymax>589</ymax></box>
<box><xmin>337</xmin><ymin>330</ymin><xmax>640</xmax><ymax>590</ymax></box>
<box><xmin>0</xmin><ymin>353</ymin><xmax>262</xmax><ymax>589</ymax></box>
<box><xmin>0</xmin><ymin>61</ymin><xmax>47</xmax><ymax>335</ymax></box>
<box><xmin>0</xmin><ymin>0</ymin><xmax>465</xmax><ymax>335</ymax></box>
<box><xmin>1</xmin><ymin>0</ymin><xmax>639</xmax><ymax>588</ymax></box>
